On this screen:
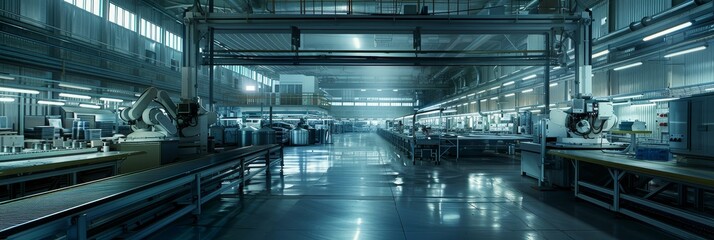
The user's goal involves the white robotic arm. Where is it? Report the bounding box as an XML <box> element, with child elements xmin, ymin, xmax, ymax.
<box><xmin>120</xmin><ymin>87</ymin><xmax>178</xmax><ymax>140</ymax></box>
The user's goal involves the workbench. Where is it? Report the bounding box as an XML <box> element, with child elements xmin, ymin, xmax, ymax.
<box><xmin>0</xmin><ymin>151</ymin><xmax>143</xmax><ymax>199</ymax></box>
<box><xmin>0</xmin><ymin>144</ymin><xmax>283</xmax><ymax>239</ymax></box>
<box><xmin>550</xmin><ymin>150</ymin><xmax>714</xmax><ymax>239</ymax></box>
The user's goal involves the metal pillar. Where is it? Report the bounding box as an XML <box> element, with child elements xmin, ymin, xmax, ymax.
<box><xmin>573</xmin><ymin>11</ymin><xmax>593</xmax><ymax>99</ymax></box>
<box><xmin>181</xmin><ymin>10</ymin><xmax>201</xmax><ymax>100</ymax></box>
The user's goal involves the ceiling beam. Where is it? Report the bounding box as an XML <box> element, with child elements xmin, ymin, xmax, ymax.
<box><xmin>210</xmin><ymin>55</ymin><xmax>554</xmax><ymax>66</ymax></box>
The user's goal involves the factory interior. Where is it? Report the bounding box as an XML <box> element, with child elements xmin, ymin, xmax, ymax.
<box><xmin>1</xmin><ymin>0</ymin><xmax>714</xmax><ymax>239</ymax></box>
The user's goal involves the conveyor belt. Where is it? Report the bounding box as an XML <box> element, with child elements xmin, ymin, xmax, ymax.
<box><xmin>0</xmin><ymin>144</ymin><xmax>279</xmax><ymax>238</ymax></box>
<box><xmin>0</xmin><ymin>151</ymin><xmax>142</xmax><ymax>177</ymax></box>
<box><xmin>549</xmin><ymin>150</ymin><xmax>714</xmax><ymax>187</ymax></box>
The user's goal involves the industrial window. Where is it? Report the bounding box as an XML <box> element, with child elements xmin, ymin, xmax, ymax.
<box><xmin>108</xmin><ymin>3</ymin><xmax>136</xmax><ymax>32</ymax></box>
<box><xmin>65</xmin><ymin>0</ymin><xmax>102</xmax><ymax>17</ymax></box>
<box><xmin>140</xmin><ymin>18</ymin><xmax>162</xmax><ymax>43</ymax></box>
<box><xmin>165</xmin><ymin>31</ymin><xmax>182</xmax><ymax>51</ymax></box>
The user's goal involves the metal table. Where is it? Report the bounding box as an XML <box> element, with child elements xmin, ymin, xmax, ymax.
<box><xmin>550</xmin><ymin>150</ymin><xmax>714</xmax><ymax>239</ymax></box>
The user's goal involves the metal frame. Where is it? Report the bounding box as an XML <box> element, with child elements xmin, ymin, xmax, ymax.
<box><xmin>571</xmin><ymin>158</ymin><xmax>713</xmax><ymax>239</ymax></box>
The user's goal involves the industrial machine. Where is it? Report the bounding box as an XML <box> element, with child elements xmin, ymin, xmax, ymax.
<box><xmin>546</xmin><ymin>98</ymin><xmax>617</xmax><ymax>145</ymax></box>
<box><xmin>669</xmin><ymin>93</ymin><xmax>714</xmax><ymax>162</ymax></box>
<box><xmin>119</xmin><ymin>87</ymin><xmax>216</xmax><ymax>154</ymax></box>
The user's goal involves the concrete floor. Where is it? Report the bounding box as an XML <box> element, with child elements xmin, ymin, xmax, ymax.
<box><xmin>150</xmin><ymin>133</ymin><xmax>674</xmax><ymax>240</ymax></box>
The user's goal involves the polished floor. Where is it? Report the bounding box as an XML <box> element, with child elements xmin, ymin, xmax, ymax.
<box><xmin>150</xmin><ymin>133</ymin><xmax>674</xmax><ymax>240</ymax></box>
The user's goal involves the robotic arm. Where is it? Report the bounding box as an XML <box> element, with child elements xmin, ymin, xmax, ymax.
<box><xmin>120</xmin><ymin>87</ymin><xmax>178</xmax><ymax>139</ymax></box>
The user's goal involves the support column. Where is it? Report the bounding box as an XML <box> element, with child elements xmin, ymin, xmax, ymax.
<box><xmin>573</xmin><ymin>11</ymin><xmax>593</xmax><ymax>99</ymax></box>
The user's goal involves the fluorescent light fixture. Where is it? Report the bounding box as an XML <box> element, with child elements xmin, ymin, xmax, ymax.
<box><xmin>649</xmin><ymin>97</ymin><xmax>679</xmax><ymax>103</ymax></box>
<box><xmin>480</xmin><ymin>99</ymin><xmax>488</xmax><ymax>102</ymax></box>
<box><xmin>37</xmin><ymin>100</ymin><xmax>65</xmax><ymax>106</ymax></box>
<box><xmin>490</xmin><ymin>86</ymin><xmax>500</xmax><ymax>90</ymax></box>
<box><xmin>459</xmin><ymin>96</ymin><xmax>466</xmax><ymax>99</ymax></box>
<box><xmin>664</xmin><ymin>46</ymin><xmax>707</xmax><ymax>58</ymax></box>
<box><xmin>522</xmin><ymin>89</ymin><xmax>534</xmax><ymax>93</ymax></box>
<box><xmin>58</xmin><ymin>83</ymin><xmax>92</xmax><ymax>91</ymax></box>
<box><xmin>503</xmin><ymin>81</ymin><xmax>515</xmax><ymax>86</ymax></box>
<box><xmin>552</xmin><ymin>66</ymin><xmax>562</xmax><ymax>70</ymax></box>
<box><xmin>549</xmin><ymin>82</ymin><xmax>559</xmax><ymax>87</ymax></box>
<box><xmin>393</xmin><ymin>89</ymin><xmax>398</xmax><ymax>92</ymax></box>
<box><xmin>100</xmin><ymin>97</ymin><xmax>124</xmax><ymax>103</ymax></box>
<box><xmin>643</xmin><ymin>22</ymin><xmax>693</xmax><ymax>41</ymax></box>
<box><xmin>470</xmin><ymin>101</ymin><xmax>477</xmax><ymax>104</ymax></box>
<box><xmin>353</xmin><ymin>37</ymin><xmax>361</xmax><ymax>49</ymax></box>
<box><xmin>467</xmin><ymin>93</ymin><xmax>475</xmax><ymax>97</ymax></box>
<box><xmin>503</xmin><ymin>108</ymin><xmax>515</xmax><ymax>112</ymax></box>
<box><xmin>245</xmin><ymin>85</ymin><xmax>256</xmax><ymax>91</ymax></box>
<box><xmin>591</xmin><ymin>49</ymin><xmax>610</xmax><ymax>58</ymax></box>
<box><xmin>612</xmin><ymin>94</ymin><xmax>643</xmax><ymax>100</ymax></box>
<box><xmin>0</xmin><ymin>87</ymin><xmax>40</xmax><ymax>94</ymax></box>
<box><xmin>442</xmin><ymin>109</ymin><xmax>457</xmax><ymax>113</ymax></box>
<box><xmin>490</xmin><ymin>97</ymin><xmax>498</xmax><ymax>100</ymax></box>
<box><xmin>530</xmin><ymin>109</ymin><xmax>542</xmax><ymax>113</ymax></box>
<box><xmin>613</xmin><ymin>62</ymin><xmax>643</xmax><ymax>71</ymax></box>
<box><xmin>504</xmin><ymin>93</ymin><xmax>515</xmax><ymax>97</ymax></box>
<box><xmin>477</xmin><ymin>90</ymin><xmax>486</xmax><ymax>94</ymax></box>
<box><xmin>0</xmin><ymin>97</ymin><xmax>14</xmax><ymax>102</ymax></box>
<box><xmin>519</xmin><ymin>106</ymin><xmax>532</xmax><ymax>110</ymax></box>
<box><xmin>522</xmin><ymin>74</ymin><xmax>537</xmax><ymax>80</ymax></box>
<box><xmin>59</xmin><ymin>93</ymin><xmax>91</xmax><ymax>99</ymax></box>
<box><xmin>550</xmin><ymin>104</ymin><xmax>556</xmax><ymax>107</ymax></box>
<box><xmin>0</xmin><ymin>75</ymin><xmax>14</xmax><ymax>80</ymax></box>
<box><xmin>360</xmin><ymin>89</ymin><xmax>366</xmax><ymax>92</ymax></box>
<box><xmin>612</xmin><ymin>102</ymin><xmax>630</xmax><ymax>106</ymax></box>
<box><xmin>135</xmin><ymin>93</ymin><xmax>142</xmax><ymax>97</ymax></box>
<box><xmin>706</xmin><ymin>88</ymin><xmax>714</xmax><ymax>91</ymax></box>
<box><xmin>633</xmin><ymin>103</ymin><xmax>656</xmax><ymax>107</ymax></box>
<box><xmin>377</xmin><ymin>89</ymin><xmax>382</xmax><ymax>92</ymax></box>
<box><xmin>79</xmin><ymin>104</ymin><xmax>101</xmax><ymax>109</ymax></box>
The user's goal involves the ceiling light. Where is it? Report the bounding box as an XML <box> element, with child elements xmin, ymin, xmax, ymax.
<box><xmin>37</xmin><ymin>100</ymin><xmax>66</xmax><ymax>106</ymax></box>
<box><xmin>519</xmin><ymin>106</ymin><xmax>531</xmax><ymax>110</ymax></box>
<box><xmin>360</xmin><ymin>89</ymin><xmax>366</xmax><ymax>92</ymax></box>
<box><xmin>504</xmin><ymin>93</ymin><xmax>515</xmax><ymax>97</ymax></box>
<box><xmin>552</xmin><ymin>66</ymin><xmax>562</xmax><ymax>70</ymax></box>
<box><xmin>393</xmin><ymin>89</ymin><xmax>398</xmax><ymax>92</ymax></box>
<box><xmin>550</xmin><ymin>104</ymin><xmax>556</xmax><ymax>107</ymax></box>
<box><xmin>490</xmin><ymin>86</ymin><xmax>500</xmax><ymax>90</ymax></box>
<box><xmin>0</xmin><ymin>97</ymin><xmax>14</xmax><ymax>102</ymax></box>
<box><xmin>549</xmin><ymin>83</ymin><xmax>558</xmax><ymax>87</ymax></box>
<box><xmin>0</xmin><ymin>87</ymin><xmax>40</xmax><ymax>94</ymax></box>
<box><xmin>377</xmin><ymin>89</ymin><xmax>382</xmax><ymax>92</ymax></box>
<box><xmin>100</xmin><ymin>97</ymin><xmax>124</xmax><ymax>102</ymax></box>
<box><xmin>442</xmin><ymin>109</ymin><xmax>457</xmax><ymax>113</ymax></box>
<box><xmin>477</xmin><ymin>90</ymin><xmax>486</xmax><ymax>94</ymax></box>
<box><xmin>503</xmin><ymin>81</ymin><xmax>515</xmax><ymax>86</ymax></box>
<box><xmin>612</xmin><ymin>102</ymin><xmax>630</xmax><ymax>106</ymax></box>
<box><xmin>612</xmin><ymin>94</ymin><xmax>643</xmax><ymax>100</ymax></box>
<box><xmin>480</xmin><ymin>99</ymin><xmax>488</xmax><ymax>102</ymax></box>
<box><xmin>649</xmin><ymin>97</ymin><xmax>679</xmax><ymax>103</ymax></box>
<box><xmin>135</xmin><ymin>93</ymin><xmax>142</xmax><ymax>97</ymax></box>
<box><xmin>522</xmin><ymin>89</ymin><xmax>534</xmax><ymax>93</ymax></box>
<box><xmin>58</xmin><ymin>83</ymin><xmax>92</xmax><ymax>91</ymax></box>
<box><xmin>633</xmin><ymin>103</ymin><xmax>656</xmax><ymax>107</ymax></box>
<box><xmin>643</xmin><ymin>22</ymin><xmax>693</xmax><ymax>41</ymax></box>
<box><xmin>79</xmin><ymin>104</ymin><xmax>101</xmax><ymax>109</ymax></box>
<box><xmin>522</xmin><ymin>74</ymin><xmax>537</xmax><ymax>80</ymax></box>
<box><xmin>467</xmin><ymin>93</ymin><xmax>475</xmax><ymax>97</ymax></box>
<box><xmin>664</xmin><ymin>46</ymin><xmax>707</xmax><ymax>58</ymax></box>
<box><xmin>490</xmin><ymin>97</ymin><xmax>498</xmax><ymax>100</ymax></box>
<box><xmin>591</xmin><ymin>49</ymin><xmax>610</xmax><ymax>58</ymax></box>
<box><xmin>530</xmin><ymin>109</ymin><xmax>541</xmax><ymax>113</ymax></box>
<box><xmin>706</xmin><ymin>88</ymin><xmax>714</xmax><ymax>91</ymax></box>
<box><xmin>59</xmin><ymin>93</ymin><xmax>91</xmax><ymax>99</ymax></box>
<box><xmin>470</xmin><ymin>101</ymin><xmax>477</xmax><ymax>104</ymax></box>
<box><xmin>0</xmin><ymin>75</ymin><xmax>14</xmax><ymax>80</ymax></box>
<box><xmin>245</xmin><ymin>85</ymin><xmax>256</xmax><ymax>91</ymax></box>
<box><xmin>353</xmin><ymin>37</ymin><xmax>361</xmax><ymax>49</ymax></box>
<box><xmin>613</xmin><ymin>62</ymin><xmax>643</xmax><ymax>71</ymax></box>
<box><xmin>503</xmin><ymin>108</ymin><xmax>515</xmax><ymax>112</ymax></box>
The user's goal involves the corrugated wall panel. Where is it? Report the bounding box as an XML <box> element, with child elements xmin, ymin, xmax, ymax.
<box><xmin>611</xmin><ymin>61</ymin><xmax>667</xmax><ymax>95</ymax></box>
<box><xmin>591</xmin><ymin>2</ymin><xmax>609</xmax><ymax>39</ymax></box>
<box><xmin>614</xmin><ymin>103</ymin><xmax>666</xmax><ymax>141</ymax></box>
<box><xmin>673</xmin><ymin>44</ymin><xmax>714</xmax><ymax>87</ymax></box>
<box><xmin>615</xmin><ymin>0</ymin><xmax>671</xmax><ymax>30</ymax></box>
